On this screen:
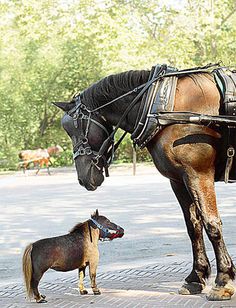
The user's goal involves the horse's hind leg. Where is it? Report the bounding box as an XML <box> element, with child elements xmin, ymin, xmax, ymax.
<box><xmin>31</xmin><ymin>270</ymin><xmax>47</xmax><ymax>303</ymax></box>
<box><xmin>78</xmin><ymin>267</ymin><xmax>88</xmax><ymax>295</ymax></box>
<box><xmin>185</xmin><ymin>174</ymin><xmax>235</xmax><ymax>300</ymax></box>
<box><xmin>171</xmin><ymin>180</ymin><xmax>210</xmax><ymax>295</ymax></box>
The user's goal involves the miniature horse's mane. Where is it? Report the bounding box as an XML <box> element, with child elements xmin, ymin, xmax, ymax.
<box><xmin>81</xmin><ymin>70</ymin><xmax>150</xmax><ymax>110</ymax></box>
<box><xmin>69</xmin><ymin>221</ymin><xmax>87</xmax><ymax>233</ymax></box>
<box><xmin>69</xmin><ymin>214</ymin><xmax>98</xmax><ymax>233</ymax></box>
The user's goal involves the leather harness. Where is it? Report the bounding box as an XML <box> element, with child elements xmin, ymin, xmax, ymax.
<box><xmin>68</xmin><ymin>63</ymin><xmax>236</xmax><ymax>183</ymax></box>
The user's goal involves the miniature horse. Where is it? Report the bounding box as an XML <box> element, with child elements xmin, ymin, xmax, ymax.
<box><xmin>22</xmin><ymin>210</ymin><xmax>124</xmax><ymax>303</ymax></box>
<box><xmin>54</xmin><ymin>67</ymin><xmax>236</xmax><ymax>301</ymax></box>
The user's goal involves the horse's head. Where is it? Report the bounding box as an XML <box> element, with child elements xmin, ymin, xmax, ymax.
<box><xmin>90</xmin><ymin>209</ymin><xmax>124</xmax><ymax>241</ymax></box>
<box><xmin>53</xmin><ymin>97</ymin><xmax>113</xmax><ymax>191</ymax></box>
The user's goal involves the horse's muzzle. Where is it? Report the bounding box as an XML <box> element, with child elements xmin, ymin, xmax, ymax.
<box><xmin>78</xmin><ymin>178</ymin><xmax>98</xmax><ymax>191</ymax></box>
<box><xmin>109</xmin><ymin>228</ymin><xmax>124</xmax><ymax>240</ymax></box>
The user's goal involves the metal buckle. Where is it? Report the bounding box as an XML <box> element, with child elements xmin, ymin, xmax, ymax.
<box><xmin>82</xmin><ymin>138</ymin><xmax>88</xmax><ymax>144</ymax></box>
<box><xmin>227</xmin><ymin>147</ymin><xmax>235</xmax><ymax>157</ymax></box>
<box><xmin>85</xmin><ymin>147</ymin><xmax>92</xmax><ymax>155</ymax></box>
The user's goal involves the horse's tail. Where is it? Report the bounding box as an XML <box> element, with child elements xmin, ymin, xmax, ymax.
<box><xmin>22</xmin><ymin>244</ymin><xmax>34</xmax><ymax>299</ymax></box>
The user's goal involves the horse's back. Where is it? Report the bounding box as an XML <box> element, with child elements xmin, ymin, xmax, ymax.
<box><xmin>174</xmin><ymin>73</ymin><xmax>220</xmax><ymax>115</ymax></box>
<box><xmin>19</xmin><ymin>149</ymin><xmax>49</xmax><ymax>160</ymax></box>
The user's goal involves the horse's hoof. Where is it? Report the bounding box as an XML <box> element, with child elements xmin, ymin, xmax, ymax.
<box><xmin>179</xmin><ymin>282</ymin><xmax>205</xmax><ymax>295</ymax></box>
<box><xmin>207</xmin><ymin>283</ymin><xmax>234</xmax><ymax>301</ymax></box>
<box><xmin>80</xmin><ymin>289</ymin><xmax>88</xmax><ymax>295</ymax></box>
<box><xmin>36</xmin><ymin>298</ymin><xmax>47</xmax><ymax>303</ymax></box>
<box><xmin>93</xmin><ymin>289</ymin><xmax>101</xmax><ymax>295</ymax></box>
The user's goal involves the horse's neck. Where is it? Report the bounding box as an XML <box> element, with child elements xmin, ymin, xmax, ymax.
<box><xmin>89</xmin><ymin>70</ymin><xmax>150</xmax><ymax>133</ymax></box>
<box><xmin>86</xmin><ymin>221</ymin><xmax>99</xmax><ymax>244</ymax></box>
<box><xmin>100</xmin><ymin>93</ymin><xmax>141</xmax><ymax>133</ymax></box>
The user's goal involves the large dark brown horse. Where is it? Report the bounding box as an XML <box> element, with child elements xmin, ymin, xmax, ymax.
<box><xmin>54</xmin><ymin>65</ymin><xmax>236</xmax><ymax>301</ymax></box>
<box><xmin>22</xmin><ymin>210</ymin><xmax>124</xmax><ymax>303</ymax></box>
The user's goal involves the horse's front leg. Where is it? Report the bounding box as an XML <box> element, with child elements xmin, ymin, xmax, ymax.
<box><xmin>171</xmin><ymin>180</ymin><xmax>210</xmax><ymax>295</ymax></box>
<box><xmin>185</xmin><ymin>173</ymin><xmax>235</xmax><ymax>301</ymax></box>
<box><xmin>78</xmin><ymin>267</ymin><xmax>88</xmax><ymax>295</ymax></box>
<box><xmin>89</xmin><ymin>255</ymin><xmax>101</xmax><ymax>295</ymax></box>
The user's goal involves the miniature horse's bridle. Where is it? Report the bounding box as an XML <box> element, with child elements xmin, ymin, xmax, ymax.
<box><xmin>89</xmin><ymin>217</ymin><xmax>123</xmax><ymax>241</ymax></box>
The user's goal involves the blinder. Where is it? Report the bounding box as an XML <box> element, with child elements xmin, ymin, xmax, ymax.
<box><xmin>67</xmin><ymin>94</ymin><xmax>114</xmax><ymax>176</ymax></box>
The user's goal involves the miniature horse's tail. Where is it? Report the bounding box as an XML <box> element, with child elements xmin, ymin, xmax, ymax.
<box><xmin>22</xmin><ymin>244</ymin><xmax>34</xmax><ymax>299</ymax></box>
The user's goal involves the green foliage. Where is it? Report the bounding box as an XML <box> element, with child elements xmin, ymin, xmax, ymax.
<box><xmin>50</xmin><ymin>148</ymin><xmax>73</xmax><ymax>167</ymax></box>
<box><xmin>114</xmin><ymin>130</ymin><xmax>151</xmax><ymax>163</ymax></box>
<box><xmin>0</xmin><ymin>0</ymin><xmax>235</xmax><ymax>169</ymax></box>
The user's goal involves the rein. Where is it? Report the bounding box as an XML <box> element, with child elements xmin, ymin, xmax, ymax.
<box><xmin>71</xmin><ymin>65</ymin><xmax>167</xmax><ymax>169</ymax></box>
<box><xmin>89</xmin><ymin>63</ymin><xmax>221</xmax><ymax>161</ymax></box>
<box><xmin>68</xmin><ymin>63</ymin><xmax>220</xmax><ymax>176</ymax></box>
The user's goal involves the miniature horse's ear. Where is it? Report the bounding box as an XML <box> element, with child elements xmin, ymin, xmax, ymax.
<box><xmin>52</xmin><ymin>101</ymin><xmax>75</xmax><ymax>112</ymax></box>
<box><xmin>91</xmin><ymin>209</ymin><xmax>99</xmax><ymax>218</ymax></box>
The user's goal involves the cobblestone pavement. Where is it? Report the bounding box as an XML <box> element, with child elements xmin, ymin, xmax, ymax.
<box><xmin>1</xmin><ymin>257</ymin><xmax>236</xmax><ymax>307</ymax></box>
<box><xmin>1</xmin><ymin>164</ymin><xmax>236</xmax><ymax>307</ymax></box>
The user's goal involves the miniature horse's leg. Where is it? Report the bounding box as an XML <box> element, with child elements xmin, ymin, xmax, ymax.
<box><xmin>185</xmin><ymin>173</ymin><xmax>235</xmax><ymax>300</ymax></box>
<box><xmin>170</xmin><ymin>180</ymin><xmax>210</xmax><ymax>295</ymax></box>
<box><xmin>78</xmin><ymin>267</ymin><xmax>88</xmax><ymax>295</ymax></box>
<box><xmin>89</xmin><ymin>261</ymin><xmax>101</xmax><ymax>295</ymax></box>
<box><xmin>31</xmin><ymin>270</ymin><xmax>47</xmax><ymax>303</ymax></box>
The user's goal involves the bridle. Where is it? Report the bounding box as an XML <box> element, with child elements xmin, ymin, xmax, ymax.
<box><xmin>67</xmin><ymin>95</ymin><xmax>114</xmax><ymax>176</ymax></box>
<box><xmin>89</xmin><ymin>217</ymin><xmax>123</xmax><ymax>241</ymax></box>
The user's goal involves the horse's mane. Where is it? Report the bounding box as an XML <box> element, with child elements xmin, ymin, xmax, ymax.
<box><xmin>82</xmin><ymin>70</ymin><xmax>150</xmax><ymax>109</ymax></box>
<box><xmin>69</xmin><ymin>221</ymin><xmax>87</xmax><ymax>234</ymax></box>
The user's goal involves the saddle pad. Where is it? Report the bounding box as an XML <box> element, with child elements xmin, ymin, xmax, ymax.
<box><xmin>132</xmin><ymin>75</ymin><xmax>177</xmax><ymax>148</ymax></box>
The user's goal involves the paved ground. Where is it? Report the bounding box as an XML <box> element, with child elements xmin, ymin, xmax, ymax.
<box><xmin>1</xmin><ymin>163</ymin><xmax>236</xmax><ymax>307</ymax></box>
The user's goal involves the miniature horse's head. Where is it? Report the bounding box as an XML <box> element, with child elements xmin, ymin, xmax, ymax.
<box><xmin>91</xmin><ymin>209</ymin><xmax>124</xmax><ymax>240</ymax></box>
<box><xmin>54</xmin><ymin>99</ymin><xmax>113</xmax><ymax>191</ymax></box>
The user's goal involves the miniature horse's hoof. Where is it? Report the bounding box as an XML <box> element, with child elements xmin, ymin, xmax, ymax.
<box><xmin>207</xmin><ymin>283</ymin><xmax>234</xmax><ymax>301</ymax></box>
<box><xmin>179</xmin><ymin>282</ymin><xmax>205</xmax><ymax>295</ymax></box>
<box><xmin>80</xmin><ymin>289</ymin><xmax>88</xmax><ymax>295</ymax></box>
<box><xmin>93</xmin><ymin>289</ymin><xmax>101</xmax><ymax>295</ymax></box>
<box><xmin>36</xmin><ymin>295</ymin><xmax>47</xmax><ymax>303</ymax></box>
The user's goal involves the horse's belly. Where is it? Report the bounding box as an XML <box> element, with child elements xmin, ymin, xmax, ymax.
<box><xmin>51</xmin><ymin>253</ymin><xmax>84</xmax><ymax>272</ymax></box>
<box><xmin>45</xmin><ymin>241</ymin><xmax>85</xmax><ymax>272</ymax></box>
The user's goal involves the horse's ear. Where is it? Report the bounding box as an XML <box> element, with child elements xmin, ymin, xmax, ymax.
<box><xmin>95</xmin><ymin>209</ymin><xmax>99</xmax><ymax>216</ymax></box>
<box><xmin>52</xmin><ymin>101</ymin><xmax>75</xmax><ymax>112</ymax></box>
